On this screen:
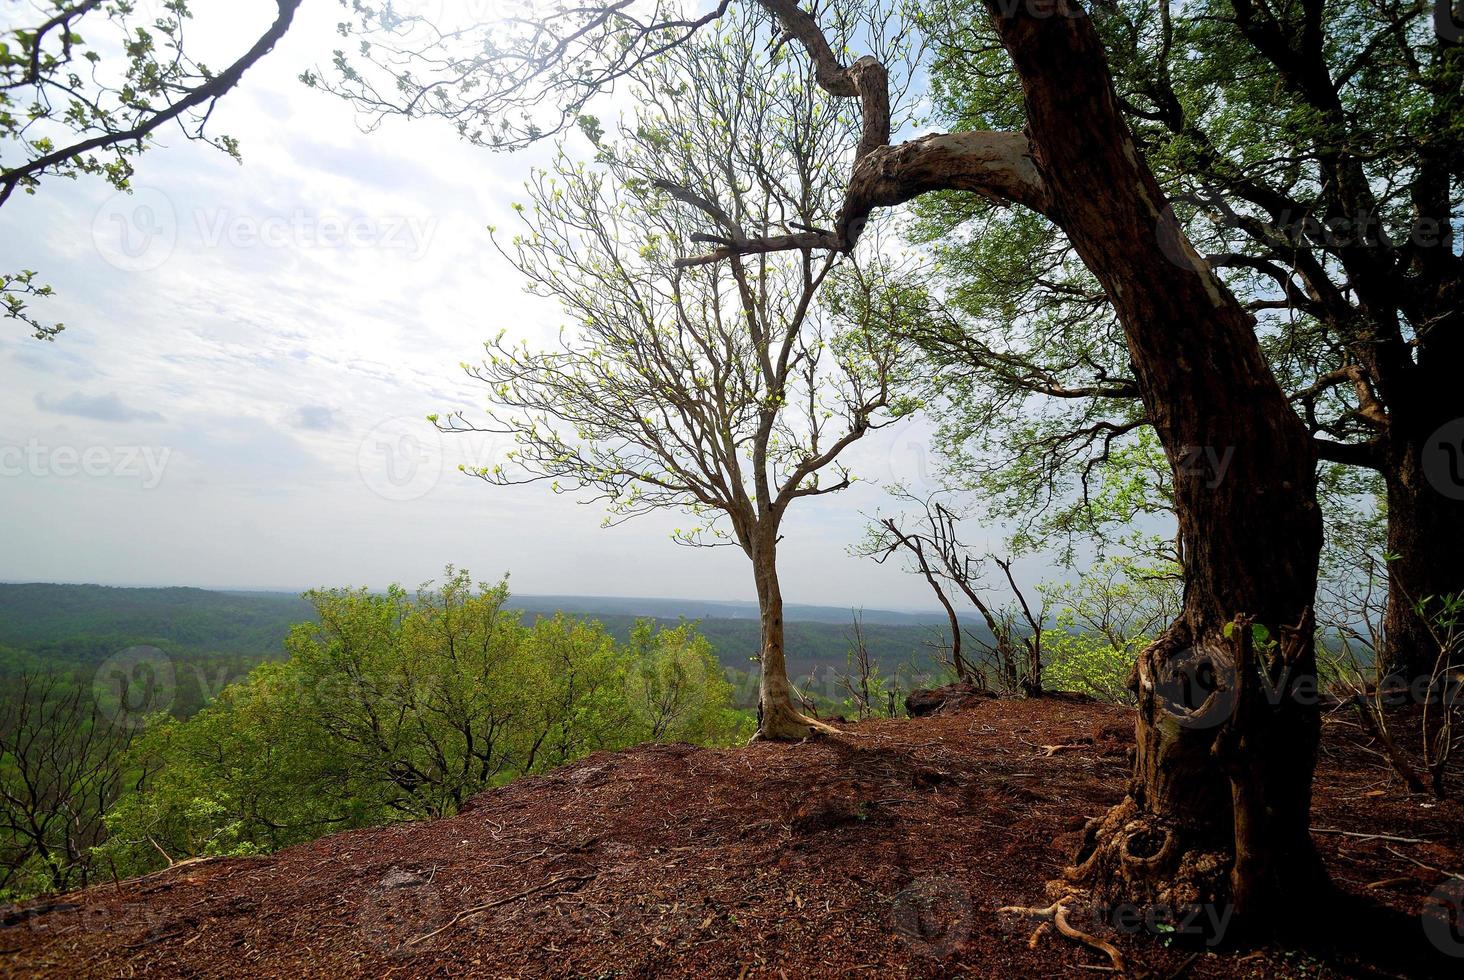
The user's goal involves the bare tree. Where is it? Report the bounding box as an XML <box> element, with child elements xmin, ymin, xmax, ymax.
<box><xmin>432</xmin><ymin>18</ymin><xmax>916</xmax><ymax>740</ymax></box>
<box><xmin>0</xmin><ymin>671</ymin><xmax>137</xmax><ymax>893</ymax></box>
<box><xmin>836</xmin><ymin>611</ymin><xmax>877</xmax><ymax>719</ymax></box>
<box><xmin>862</xmin><ymin>490</ymin><xmax>1044</xmax><ymax>695</ymax></box>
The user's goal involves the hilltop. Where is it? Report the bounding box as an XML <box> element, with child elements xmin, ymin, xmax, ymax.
<box><xmin>4</xmin><ymin>698</ymin><xmax>1459</xmax><ymax>978</ymax></box>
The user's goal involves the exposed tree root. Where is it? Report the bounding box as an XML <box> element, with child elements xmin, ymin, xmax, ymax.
<box><xmin>999</xmin><ymin>896</ymin><xmax>1126</xmax><ymax>974</ymax></box>
<box><xmin>1062</xmin><ymin>798</ymin><xmax>1230</xmax><ymax>913</ymax></box>
<box><xmin>752</xmin><ymin>702</ymin><xmax>844</xmax><ymax>741</ymax></box>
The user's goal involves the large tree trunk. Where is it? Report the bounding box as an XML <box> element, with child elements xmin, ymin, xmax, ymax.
<box><xmin>1380</xmin><ymin>418</ymin><xmax>1464</xmax><ymax>683</ymax></box>
<box><xmin>750</xmin><ymin>532</ymin><xmax>837</xmax><ymax>740</ymax></box>
<box><xmin>984</xmin><ymin>0</ymin><xmax>1327</xmax><ymax>925</ymax></box>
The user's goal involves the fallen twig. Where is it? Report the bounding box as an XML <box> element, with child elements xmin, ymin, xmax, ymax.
<box><xmin>407</xmin><ymin>873</ymin><xmax>595</xmax><ymax>946</ymax></box>
<box><xmin>1039</xmin><ymin>744</ymin><xmax>1090</xmax><ymax>757</ymax></box>
<box><xmin>1385</xmin><ymin>845</ymin><xmax>1464</xmax><ymax>881</ymax></box>
<box><xmin>1311</xmin><ymin>827</ymin><xmax>1431</xmax><ymax>844</ymax></box>
<box><xmin>1365</xmin><ymin>876</ymin><xmax>1415</xmax><ymax>890</ymax></box>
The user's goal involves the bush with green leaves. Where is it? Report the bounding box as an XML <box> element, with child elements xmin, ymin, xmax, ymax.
<box><xmin>93</xmin><ymin>569</ymin><xmax>750</xmax><ymax>883</ymax></box>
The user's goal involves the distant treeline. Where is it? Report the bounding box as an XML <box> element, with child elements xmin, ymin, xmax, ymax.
<box><xmin>0</xmin><ymin>583</ymin><xmax>968</xmax><ymax>682</ymax></box>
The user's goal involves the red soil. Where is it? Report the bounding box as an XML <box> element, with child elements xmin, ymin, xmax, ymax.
<box><xmin>3</xmin><ymin>698</ymin><xmax>1462</xmax><ymax>978</ymax></box>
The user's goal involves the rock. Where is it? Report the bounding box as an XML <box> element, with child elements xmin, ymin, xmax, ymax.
<box><xmin>903</xmin><ymin>680</ymin><xmax>994</xmax><ymax>717</ymax></box>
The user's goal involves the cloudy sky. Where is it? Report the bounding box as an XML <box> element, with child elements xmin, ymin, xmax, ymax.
<box><xmin>0</xmin><ymin>0</ymin><xmax>1025</xmax><ymax>610</ymax></box>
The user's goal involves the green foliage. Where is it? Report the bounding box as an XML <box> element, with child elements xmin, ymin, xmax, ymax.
<box><xmin>1038</xmin><ymin>555</ymin><xmax>1183</xmax><ymax>704</ymax></box>
<box><xmin>624</xmin><ymin>619</ymin><xmax>751</xmax><ymax>742</ymax></box>
<box><xmin>92</xmin><ymin>569</ymin><xmax>750</xmax><ymax>886</ymax></box>
<box><xmin>1</xmin><ymin>270</ymin><xmax>63</xmax><ymax>340</ymax></box>
<box><xmin>1040</xmin><ymin>630</ymin><xmax>1136</xmax><ymax>705</ymax></box>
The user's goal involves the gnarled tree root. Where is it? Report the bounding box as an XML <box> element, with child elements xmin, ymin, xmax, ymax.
<box><xmin>1062</xmin><ymin>798</ymin><xmax>1230</xmax><ymax>913</ymax></box>
<box><xmin>998</xmin><ymin>895</ymin><xmax>1126</xmax><ymax>974</ymax></box>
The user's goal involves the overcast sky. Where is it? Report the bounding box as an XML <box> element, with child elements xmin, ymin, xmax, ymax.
<box><xmin>0</xmin><ymin>0</ymin><xmax>1033</xmax><ymax>611</ymax></box>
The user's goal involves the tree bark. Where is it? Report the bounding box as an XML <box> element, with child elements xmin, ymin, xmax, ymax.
<box><xmin>1380</xmin><ymin>419</ymin><xmax>1464</xmax><ymax>683</ymax></box>
<box><xmin>980</xmin><ymin>0</ymin><xmax>1327</xmax><ymax>926</ymax></box>
<box><xmin>750</xmin><ymin>532</ymin><xmax>837</xmax><ymax>740</ymax></box>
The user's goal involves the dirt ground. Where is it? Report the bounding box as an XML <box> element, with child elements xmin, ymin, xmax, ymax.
<box><xmin>3</xmin><ymin>697</ymin><xmax>1462</xmax><ymax>978</ymax></box>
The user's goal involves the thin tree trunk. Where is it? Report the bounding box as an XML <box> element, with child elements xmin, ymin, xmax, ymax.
<box><xmin>751</xmin><ymin>532</ymin><xmax>837</xmax><ymax>740</ymax></box>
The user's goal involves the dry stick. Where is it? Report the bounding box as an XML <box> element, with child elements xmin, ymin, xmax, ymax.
<box><xmin>997</xmin><ymin>898</ymin><xmax>1126</xmax><ymax>974</ymax></box>
<box><xmin>1310</xmin><ymin>828</ymin><xmax>1430</xmax><ymax>844</ymax></box>
<box><xmin>1165</xmin><ymin>951</ymin><xmax>1201</xmax><ymax>980</ymax></box>
<box><xmin>1365</xmin><ymin>876</ymin><xmax>1416</xmax><ymax>890</ymax></box>
<box><xmin>1385</xmin><ymin>845</ymin><xmax>1464</xmax><ymax>881</ymax></box>
<box><xmin>407</xmin><ymin>873</ymin><xmax>595</xmax><ymax>947</ymax></box>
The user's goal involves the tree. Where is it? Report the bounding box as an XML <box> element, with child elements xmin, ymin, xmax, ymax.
<box><xmin>430</xmin><ymin>17</ymin><xmax>917</xmax><ymax>740</ymax></box>
<box><xmin>1039</xmin><ymin>554</ymin><xmax>1184</xmax><ymax>704</ymax></box>
<box><xmin>860</xmin><ymin>488</ymin><xmax>1044</xmax><ymax>695</ymax></box>
<box><xmin>0</xmin><ymin>670</ymin><xmax>137</xmax><ymax>895</ymax></box>
<box><xmin>624</xmin><ymin>619</ymin><xmax>743</xmax><ymax>743</ymax></box>
<box><xmin>909</xmin><ymin>0</ymin><xmax>1462</xmax><ymax>681</ymax></box>
<box><xmin>1</xmin><ymin>0</ymin><xmax>304</xmax><ymax>338</ymax></box>
<box><xmin>320</xmin><ymin>0</ymin><xmax>1329</xmax><ymax>923</ymax></box>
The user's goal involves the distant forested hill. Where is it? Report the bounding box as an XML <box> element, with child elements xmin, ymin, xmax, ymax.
<box><xmin>0</xmin><ymin>583</ymin><xmax>968</xmax><ymax>696</ymax></box>
<box><xmin>509</xmin><ymin>605</ymin><xmax>957</xmax><ymax>679</ymax></box>
<box><xmin>510</xmin><ymin>594</ymin><xmax>954</xmax><ymax>627</ymax></box>
<box><xmin>0</xmin><ymin>584</ymin><xmax>314</xmax><ymax>663</ymax></box>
